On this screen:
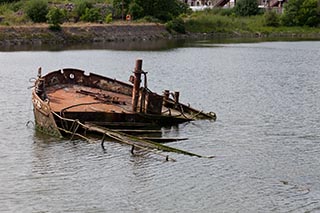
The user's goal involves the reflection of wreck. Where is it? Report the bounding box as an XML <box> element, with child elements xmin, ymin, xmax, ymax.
<box><xmin>32</xmin><ymin>59</ymin><xmax>216</xmax><ymax>159</ymax></box>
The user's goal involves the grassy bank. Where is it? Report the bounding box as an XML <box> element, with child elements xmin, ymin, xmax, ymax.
<box><xmin>1</xmin><ymin>0</ymin><xmax>320</xmax><ymax>47</ymax></box>
<box><xmin>182</xmin><ymin>11</ymin><xmax>320</xmax><ymax>37</ymax></box>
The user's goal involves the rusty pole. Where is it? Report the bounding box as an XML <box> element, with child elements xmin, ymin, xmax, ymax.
<box><xmin>163</xmin><ymin>90</ymin><xmax>170</xmax><ymax>106</ymax></box>
<box><xmin>132</xmin><ymin>59</ymin><xmax>143</xmax><ymax>112</ymax></box>
<box><xmin>174</xmin><ymin>91</ymin><xmax>180</xmax><ymax>105</ymax></box>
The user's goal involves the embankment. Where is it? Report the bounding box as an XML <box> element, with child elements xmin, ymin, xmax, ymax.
<box><xmin>1</xmin><ymin>23</ymin><xmax>320</xmax><ymax>48</ymax></box>
<box><xmin>0</xmin><ymin>23</ymin><xmax>171</xmax><ymax>46</ymax></box>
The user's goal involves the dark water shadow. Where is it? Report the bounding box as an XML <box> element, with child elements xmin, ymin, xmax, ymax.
<box><xmin>2</xmin><ymin>36</ymin><xmax>320</xmax><ymax>52</ymax></box>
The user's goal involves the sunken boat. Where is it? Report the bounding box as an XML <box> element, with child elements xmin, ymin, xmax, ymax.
<box><xmin>32</xmin><ymin>59</ymin><xmax>216</xmax><ymax>139</ymax></box>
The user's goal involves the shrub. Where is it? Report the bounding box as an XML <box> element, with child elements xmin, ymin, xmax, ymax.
<box><xmin>185</xmin><ymin>14</ymin><xmax>238</xmax><ymax>33</ymax></box>
<box><xmin>0</xmin><ymin>0</ymin><xmax>17</xmax><ymax>3</ymax></box>
<box><xmin>123</xmin><ymin>0</ymin><xmax>189</xmax><ymax>22</ymax></box>
<box><xmin>297</xmin><ymin>0</ymin><xmax>320</xmax><ymax>27</ymax></box>
<box><xmin>140</xmin><ymin>15</ymin><xmax>160</xmax><ymax>23</ymax></box>
<box><xmin>234</xmin><ymin>0</ymin><xmax>259</xmax><ymax>16</ymax></box>
<box><xmin>166</xmin><ymin>17</ymin><xmax>185</xmax><ymax>33</ymax></box>
<box><xmin>281</xmin><ymin>0</ymin><xmax>320</xmax><ymax>27</ymax></box>
<box><xmin>25</xmin><ymin>0</ymin><xmax>48</xmax><ymax>23</ymax></box>
<box><xmin>220</xmin><ymin>8</ymin><xmax>235</xmax><ymax>16</ymax></box>
<box><xmin>105</xmin><ymin>13</ymin><xmax>112</xmax><ymax>23</ymax></box>
<box><xmin>46</xmin><ymin>7</ymin><xmax>65</xmax><ymax>30</ymax></box>
<box><xmin>264</xmin><ymin>10</ymin><xmax>280</xmax><ymax>27</ymax></box>
<box><xmin>74</xmin><ymin>0</ymin><xmax>93</xmax><ymax>20</ymax></box>
<box><xmin>113</xmin><ymin>0</ymin><xmax>130</xmax><ymax>19</ymax></box>
<box><xmin>128</xmin><ymin>0</ymin><xmax>143</xmax><ymax>19</ymax></box>
<box><xmin>80</xmin><ymin>8</ymin><xmax>101</xmax><ymax>22</ymax></box>
<box><xmin>9</xmin><ymin>1</ymin><xmax>24</xmax><ymax>12</ymax></box>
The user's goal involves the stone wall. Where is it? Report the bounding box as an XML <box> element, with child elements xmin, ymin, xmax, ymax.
<box><xmin>0</xmin><ymin>24</ymin><xmax>171</xmax><ymax>46</ymax></box>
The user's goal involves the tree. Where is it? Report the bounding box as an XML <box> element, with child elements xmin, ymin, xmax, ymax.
<box><xmin>281</xmin><ymin>0</ymin><xmax>320</xmax><ymax>27</ymax></box>
<box><xmin>264</xmin><ymin>10</ymin><xmax>280</xmax><ymax>27</ymax></box>
<box><xmin>80</xmin><ymin>8</ymin><xmax>101</xmax><ymax>22</ymax></box>
<box><xmin>128</xmin><ymin>0</ymin><xmax>144</xmax><ymax>19</ymax></box>
<box><xmin>234</xmin><ymin>0</ymin><xmax>259</xmax><ymax>16</ymax></box>
<box><xmin>280</xmin><ymin>0</ymin><xmax>303</xmax><ymax>26</ymax></box>
<box><xmin>25</xmin><ymin>0</ymin><xmax>48</xmax><ymax>23</ymax></box>
<box><xmin>46</xmin><ymin>7</ymin><xmax>65</xmax><ymax>30</ymax></box>
<box><xmin>166</xmin><ymin>17</ymin><xmax>186</xmax><ymax>33</ymax></box>
<box><xmin>0</xmin><ymin>0</ymin><xmax>19</xmax><ymax>3</ymax></box>
<box><xmin>112</xmin><ymin>0</ymin><xmax>130</xmax><ymax>19</ymax></box>
<box><xmin>113</xmin><ymin>0</ymin><xmax>189</xmax><ymax>22</ymax></box>
<box><xmin>74</xmin><ymin>0</ymin><xmax>93</xmax><ymax>21</ymax></box>
<box><xmin>298</xmin><ymin>0</ymin><xmax>320</xmax><ymax>26</ymax></box>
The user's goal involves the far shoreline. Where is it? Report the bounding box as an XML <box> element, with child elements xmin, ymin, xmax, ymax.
<box><xmin>1</xmin><ymin>23</ymin><xmax>320</xmax><ymax>49</ymax></box>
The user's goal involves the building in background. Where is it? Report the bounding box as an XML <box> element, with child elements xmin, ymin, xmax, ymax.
<box><xmin>182</xmin><ymin>0</ymin><xmax>287</xmax><ymax>12</ymax></box>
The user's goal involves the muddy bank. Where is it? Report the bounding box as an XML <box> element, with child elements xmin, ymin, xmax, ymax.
<box><xmin>0</xmin><ymin>23</ymin><xmax>172</xmax><ymax>46</ymax></box>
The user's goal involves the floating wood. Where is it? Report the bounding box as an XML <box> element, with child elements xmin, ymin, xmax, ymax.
<box><xmin>85</xmin><ymin>123</ymin><xmax>205</xmax><ymax>158</ymax></box>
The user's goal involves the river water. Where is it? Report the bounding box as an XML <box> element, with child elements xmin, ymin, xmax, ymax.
<box><xmin>0</xmin><ymin>40</ymin><xmax>320</xmax><ymax>212</ymax></box>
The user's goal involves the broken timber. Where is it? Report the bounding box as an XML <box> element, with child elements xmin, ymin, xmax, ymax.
<box><xmin>52</xmin><ymin>111</ymin><xmax>214</xmax><ymax>160</ymax></box>
<box><xmin>31</xmin><ymin>59</ymin><xmax>216</xmax><ymax>160</ymax></box>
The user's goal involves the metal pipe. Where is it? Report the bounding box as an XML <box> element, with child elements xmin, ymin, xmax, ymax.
<box><xmin>132</xmin><ymin>59</ymin><xmax>143</xmax><ymax>112</ymax></box>
<box><xmin>163</xmin><ymin>90</ymin><xmax>170</xmax><ymax>107</ymax></box>
<box><xmin>174</xmin><ymin>91</ymin><xmax>180</xmax><ymax>105</ymax></box>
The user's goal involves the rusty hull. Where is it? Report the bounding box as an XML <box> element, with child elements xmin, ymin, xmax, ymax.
<box><xmin>32</xmin><ymin>60</ymin><xmax>216</xmax><ymax>137</ymax></box>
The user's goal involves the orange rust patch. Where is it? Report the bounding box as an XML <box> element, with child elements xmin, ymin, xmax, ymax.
<box><xmin>47</xmin><ymin>84</ymin><xmax>132</xmax><ymax>113</ymax></box>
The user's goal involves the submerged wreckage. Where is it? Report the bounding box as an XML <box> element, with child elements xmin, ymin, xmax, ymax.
<box><xmin>32</xmin><ymin>59</ymin><xmax>216</xmax><ymax>159</ymax></box>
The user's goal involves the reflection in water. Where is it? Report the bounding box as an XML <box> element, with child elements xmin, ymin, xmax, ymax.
<box><xmin>2</xmin><ymin>37</ymin><xmax>319</xmax><ymax>52</ymax></box>
<box><xmin>0</xmin><ymin>39</ymin><xmax>186</xmax><ymax>52</ymax></box>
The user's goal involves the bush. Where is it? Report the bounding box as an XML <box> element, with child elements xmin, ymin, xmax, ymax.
<box><xmin>105</xmin><ymin>13</ymin><xmax>112</xmax><ymax>23</ymax></box>
<box><xmin>46</xmin><ymin>7</ymin><xmax>65</xmax><ymax>30</ymax></box>
<box><xmin>74</xmin><ymin>0</ymin><xmax>93</xmax><ymax>20</ymax></box>
<box><xmin>140</xmin><ymin>15</ymin><xmax>160</xmax><ymax>23</ymax></box>
<box><xmin>128</xmin><ymin>0</ymin><xmax>143</xmax><ymax>19</ymax></box>
<box><xmin>119</xmin><ymin>0</ymin><xmax>189</xmax><ymax>22</ymax></box>
<box><xmin>8</xmin><ymin>1</ymin><xmax>23</xmax><ymax>12</ymax></box>
<box><xmin>297</xmin><ymin>0</ymin><xmax>320</xmax><ymax>27</ymax></box>
<box><xmin>113</xmin><ymin>0</ymin><xmax>130</xmax><ymax>19</ymax></box>
<box><xmin>166</xmin><ymin>17</ymin><xmax>185</xmax><ymax>33</ymax></box>
<box><xmin>281</xmin><ymin>0</ymin><xmax>320</xmax><ymax>27</ymax></box>
<box><xmin>25</xmin><ymin>0</ymin><xmax>48</xmax><ymax>23</ymax></box>
<box><xmin>0</xmin><ymin>0</ymin><xmax>17</xmax><ymax>3</ymax></box>
<box><xmin>80</xmin><ymin>8</ymin><xmax>101</xmax><ymax>22</ymax></box>
<box><xmin>264</xmin><ymin>10</ymin><xmax>280</xmax><ymax>27</ymax></box>
<box><xmin>234</xmin><ymin>0</ymin><xmax>259</xmax><ymax>16</ymax></box>
<box><xmin>220</xmin><ymin>8</ymin><xmax>235</xmax><ymax>16</ymax></box>
<box><xmin>185</xmin><ymin>14</ymin><xmax>235</xmax><ymax>33</ymax></box>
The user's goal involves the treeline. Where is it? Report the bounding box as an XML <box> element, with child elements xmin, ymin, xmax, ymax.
<box><xmin>0</xmin><ymin>0</ymin><xmax>189</xmax><ymax>29</ymax></box>
<box><xmin>181</xmin><ymin>0</ymin><xmax>320</xmax><ymax>34</ymax></box>
<box><xmin>0</xmin><ymin>0</ymin><xmax>319</xmax><ymax>34</ymax></box>
<box><xmin>232</xmin><ymin>0</ymin><xmax>320</xmax><ymax>27</ymax></box>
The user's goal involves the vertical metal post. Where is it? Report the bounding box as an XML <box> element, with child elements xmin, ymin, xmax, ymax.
<box><xmin>174</xmin><ymin>91</ymin><xmax>180</xmax><ymax>104</ymax></box>
<box><xmin>163</xmin><ymin>90</ymin><xmax>170</xmax><ymax>107</ymax></box>
<box><xmin>132</xmin><ymin>59</ymin><xmax>143</xmax><ymax>112</ymax></box>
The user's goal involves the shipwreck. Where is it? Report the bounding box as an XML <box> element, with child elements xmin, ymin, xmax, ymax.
<box><xmin>32</xmin><ymin>59</ymin><xmax>216</xmax><ymax>160</ymax></box>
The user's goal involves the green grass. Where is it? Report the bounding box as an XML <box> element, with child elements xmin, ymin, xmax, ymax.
<box><xmin>0</xmin><ymin>1</ymin><xmax>320</xmax><ymax>38</ymax></box>
<box><xmin>0</xmin><ymin>0</ymin><xmax>113</xmax><ymax>25</ymax></box>
<box><xmin>184</xmin><ymin>11</ymin><xmax>320</xmax><ymax>35</ymax></box>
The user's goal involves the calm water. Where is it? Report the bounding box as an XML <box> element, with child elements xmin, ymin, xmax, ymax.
<box><xmin>1</xmin><ymin>40</ymin><xmax>320</xmax><ymax>212</ymax></box>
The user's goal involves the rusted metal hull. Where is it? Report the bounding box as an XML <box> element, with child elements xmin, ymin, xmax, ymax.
<box><xmin>31</xmin><ymin>60</ymin><xmax>216</xmax><ymax>137</ymax></box>
<box><xmin>32</xmin><ymin>90</ymin><xmax>62</xmax><ymax>137</ymax></box>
